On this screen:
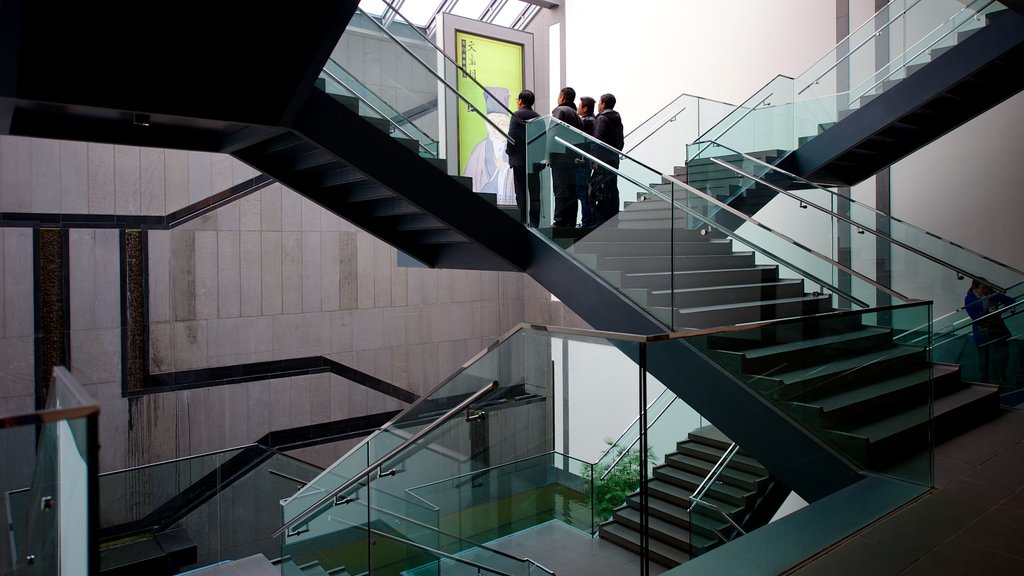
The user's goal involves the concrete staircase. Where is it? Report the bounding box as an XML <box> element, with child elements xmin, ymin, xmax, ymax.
<box><xmin>598</xmin><ymin>426</ymin><xmax>771</xmax><ymax>568</ymax></box>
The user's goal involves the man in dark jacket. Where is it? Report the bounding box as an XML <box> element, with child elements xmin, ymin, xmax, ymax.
<box><xmin>550</xmin><ymin>87</ymin><xmax>583</xmax><ymax>227</ymax></box>
<box><xmin>508</xmin><ymin>89</ymin><xmax>541</xmax><ymax>226</ymax></box>
<box><xmin>576</xmin><ymin>96</ymin><xmax>597</xmax><ymax>228</ymax></box>
<box><xmin>591</xmin><ymin>93</ymin><xmax>624</xmax><ymax>226</ymax></box>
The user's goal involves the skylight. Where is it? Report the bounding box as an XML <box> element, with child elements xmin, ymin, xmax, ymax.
<box><xmin>359</xmin><ymin>0</ymin><xmax>545</xmax><ymax>30</ymax></box>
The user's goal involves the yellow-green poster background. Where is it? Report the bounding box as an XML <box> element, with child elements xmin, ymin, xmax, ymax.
<box><xmin>456</xmin><ymin>31</ymin><xmax>523</xmax><ymax>180</ymax></box>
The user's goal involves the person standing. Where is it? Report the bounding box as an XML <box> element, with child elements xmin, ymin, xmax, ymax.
<box><xmin>965</xmin><ymin>280</ymin><xmax>1016</xmax><ymax>385</ymax></box>
<box><xmin>590</xmin><ymin>93</ymin><xmax>624</xmax><ymax>227</ymax></box>
<box><xmin>550</xmin><ymin>87</ymin><xmax>584</xmax><ymax>228</ymax></box>
<box><xmin>508</xmin><ymin>89</ymin><xmax>541</xmax><ymax>226</ymax></box>
<box><xmin>576</xmin><ymin>96</ymin><xmax>597</xmax><ymax>228</ymax></box>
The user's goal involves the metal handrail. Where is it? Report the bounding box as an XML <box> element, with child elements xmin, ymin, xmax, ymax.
<box><xmin>274</xmin><ymin>380</ymin><xmax>499</xmax><ymax>537</ymax></box>
<box><xmin>707</xmin><ymin>156</ymin><xmax>1010</xmax><ymax>293</ymax></box>
<box><xmin>320</xmin><ymin>65</ymin><xmax>435</xmax><ymax>157</ymax></box>
<box><xmin>689</xmin><ymin>443</ymin><xmax>738</xmax><ymax>508</ymax></box>
<box><xmin>553</xmin><ymin>135</ymin><xmax>907</xmax><ymax>308</ymax></box>
<box><xmin>687</xmin><ymin>443</ymin><xmax>748</xmax><ymax>540</ymax></box>
<box><xmin>796</xmin><ymin>0</ymin><xmax>927</xmax><ymax>95</ymax></box>
<box><xmin>354</xmin><ymin>6</ymin><xmax>515</xmax><ymax>145</ymax></box>
<box><xmin>595</xmin><ymin>388</ymin><xmax>675</xmax><ymax>466</ymax></box>
<box><xmin>600</xmin><ymin>395</ymin><xmax>677</xmax><ymax>481</ymax></box>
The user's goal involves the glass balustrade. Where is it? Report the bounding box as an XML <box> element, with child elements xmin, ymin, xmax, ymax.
<box><xmin>98</xmin><ymin>445</ymin><xmax>320</xmax><ymax>572</ymax></box>
<box><xmin>278</xmin><ymin>315</ymin><xmax>940</xmax><ymax>573</ymax></box>
<box><xmin>623</xmin><ymin>94</ymin><xmax>736</xmax><ymax>175</ymax></box>
<box><xmin>526</xmin><ymin>117</ymin><xmax>905</xmax><ymax>330</ymax></box>
<box><xmin>319</xmin><ymin>57</ymin><xmax>439</xmax><ymax>157</ymax></box>
<box><xmin>322</xmin><ymin>4</ymin><xmax>516</xmax><ymax>184</ymax></box>
<box><xmin>2</xmin><ymin>367</ymin><xmax>99</xmax><ymax>576</ymax></box>
<box><xmin>683</xmin><ymin>140</ymin><xmax>1024</xmax><ymax>333</ymax></box>
<box><xmin>688</xmin><ymin>0</ymin><xmax>1008</xmax><ymax>162</ymax></box>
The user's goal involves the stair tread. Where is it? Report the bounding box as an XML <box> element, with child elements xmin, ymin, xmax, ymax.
<box><xmin>671</xmin><ymin>293</ymin><xmax>829</xmax><ymax>314</ymax></box>
<box><xmin>738</xmin><ymin>327</ymin><xmax>891</xmax><ymax>359</ymax></box>
<box><xmin>649</xmin><ymin>278</ymin><xmax>802</xmax><ymax>296</ymax></box>
<box><xmin>624</xmin><ymin>265</ymin><xmax>777</xmax><ymax>279</ymax></box>
<box><xmin>664</xmin><ymin>453</ymin><xmax>767</xmax><ymax>485</ymax></box>
<box><xmin>806</xmin><ymin>364</ymin><xmax>959</xmax><ymax>413</ymax></box>
<box><xmin>599</xmin><ymin>522</ymin><xmax>691</xmax><ymax>565</ymax></box>
<box><xmin>653</xmin><ymin>465</ymin><xmax>754</xmax><ymax>500</ymax></box>
<box><xmin>759</xmin><ymin>344</ymin><xmax>924</xmax><ymax>385</ymax></box>
<box><xmin>614</xmin><ymin>506</ymin><xmax>693</xmax><ymax>541</ymax></box>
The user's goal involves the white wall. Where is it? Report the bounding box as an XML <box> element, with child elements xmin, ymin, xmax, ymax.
<box><xmin>563</xmin><ymin>0</ymin><xmax>838</xmax><ymax>131</ymax></box>
<box><xmin>891</xmin><ymin>91</ymin><xmax>1024</xmax><ymax>273</ymax></box>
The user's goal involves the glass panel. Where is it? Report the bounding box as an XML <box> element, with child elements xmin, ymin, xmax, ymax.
<box><xmin>651</xmin><ymin>301</ymin><xmax>935</xmax><ymax>556</ymax></box>
<box><xmin>282</xmin><ymin>326</ymin><xmax>653</xmax><ymax>574</ymax></box>
<box><xmin>99</xmin><ymin>446</ymin><xmax>320</xmax><ymax>571</ymax></box>
<box><xmin>526</xmin><ymin>116</ymin><xmax>902</xmax><ymax>330</ymax></box>
<box><xmin>690</xmin><ymin>0</ymin><xmax>1008</xmax><ymax>160</ymax></box>
<box><xmin>4</xmin><ymin>369</ymin><xmax>98</xmax><ymax>576</ymax></box>
<box><xmin>624</xmin><ymin>94</ymin><xmax>735</xmax><ymax>175</ymax></box>
<box><xmin>327</xmin><ymin>5</ymin><xmax>518</xmax><ymax>180</ymax></box>
<box><xmin>683</xmin><ymin>141</ymin><xmax>1024</xmax><ymax>334</ymax></box>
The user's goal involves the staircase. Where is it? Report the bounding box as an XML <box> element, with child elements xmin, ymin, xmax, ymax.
<box><xmin>598</xmin><ymin>427</ymin><xmax>772</xmax><ymax>568</ymax></box>
<box><xmin>685</xmin><ymin>2</ymin><xmax>1024</xmax><ymax>193</ymax></box>
<box><xmin>780</xmin><ymin>6</ymin><xmax>1024</xmax><ymax>185</ymax></box>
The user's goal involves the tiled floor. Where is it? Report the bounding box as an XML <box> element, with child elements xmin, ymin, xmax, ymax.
<box><xmin>792</xmin><ymin>408</ymin><xmax>1024</xmax><ymax>576</ymax></box>
<box><xmin>482</xmin><ymin>409</ymin><xmax>1024</xmax><ymax>576</ymax></box>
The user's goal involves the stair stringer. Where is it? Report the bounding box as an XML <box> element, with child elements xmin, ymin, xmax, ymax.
<box><xmin>780</xmin><ymin>9</ymin><xmax>1024</xmax><ymax>186</ymax></box>
<box><xmin>644</xmin><ymin>338</ymin><xmax>863</xmax><ymax>503</ymax></box>
<box><xmin>285</xmin><ymin>88</ymin><xmax>529</xmax><ymax>271</ymax></box>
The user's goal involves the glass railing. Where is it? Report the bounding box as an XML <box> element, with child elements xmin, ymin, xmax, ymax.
<box><xmin>98</xmin><ymin>445</ymin><xmax>320</xmax><ymax>572</ymax></box>
<box><xmin>319</xmin><ymin>57</ymin><xmax>439</xmax><ymax>157</ymax></box>
<box><xmin>2</xmin><ymin>367</ymin><xmax>99</xmax><ymax>576</ymax></box>
<box><xmin>526</xmin><ymin>116</ymin><xmax>907</xmax><ymax>330</ymax></box>
<box><xmin>688</xmin><ymin>0</ymin><xmax>1007</xmax><ymax>162</ymax></box>
<box><xmin>279</xmin><ymin>316</ymin><xmax>938</xmax><ymax>573</ymax></box>
<box><xmin>623</xmin><ymin>93</ymin><xmax>736</xmax><ymax>175</ymax></box>
<box><xmin>279</xmin><ymin>325</ymin><xmax>700</xmax><ymax>574</ymax></box>
<box><xmin>683</xmin><ymin>140</ymin><xmax>1024</xmax><ymax>332</ymax></box>
<box><xmin>326</xmin><ymin>3</ymin><xmax>519</xmax><ymax>200</ymax></box>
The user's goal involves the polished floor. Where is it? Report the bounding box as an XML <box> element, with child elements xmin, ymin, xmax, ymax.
<box><xmin>483</xmin><ymin>408</ymin><xmax>1024</xmax><ymax>576</ymax></box>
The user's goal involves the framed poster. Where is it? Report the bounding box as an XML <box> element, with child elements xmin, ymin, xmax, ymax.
<box><xmin>455</xmin><ymin>32</ymin><xmax>523</xmax><ymax>205</ymax></box>
<box><xmin>439</xmin><ymin>14</ymin><xmax>534</xmax><ymax>207</ymax></box>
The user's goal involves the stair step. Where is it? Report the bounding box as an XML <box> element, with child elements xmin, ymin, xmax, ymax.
<box><xmin>712</xmin><ymin>326</ymin><xmax>894</xmax><ymax>374</ymax></box>
<box><xmin>667</xmin><ymin>293</ymin><xmax>833</xmax><ymax>330</ymax></box>
<box><xmin>674</xmin><ymin>440</ymin><xmax>768</xmax><ymax>477</ymax></box>
<box><xmin>614</xmin><ymin>265</ymin><xmax>779</xmax><ymax>291</ymax></box>
<box><xmin>586</xmin><ymin>252</ymin><xmax>756</xmax><ymax>274</ymax></box>
<box><xmin>571</xmin><ymin>239</ymin><xmax>733</xmax><ymax>258</ymax></box>
<box><xmin>663</xmin><ymin>453</ymin><xmax>767</xmax><ymax>492</ymax></box>
<box><xmin>598</xmin><ymin>521</ymin><xmax>691</xmax><ymax>567</ymax></box>
<box><xmin>652</xmin><ymin>465</ymin><xmax>755</xmax><ymax>507</ymax></box>
<box><xmin>638</xmin><ymin>279</ymin><xmax>806</xmax><ymax>309</ymax></box>
<box><xmin>782</xmin><ymin>366</ymin><xmax>937</xmax><ymax>430</ymax></box>
<box><xmin>749</xmin><ymin>344</ymin><xmax>928</xmax><ymax>401</ymax></box>
<box><xmin>612</xmin><ymin>506</ymin><xmax>700</xmax><ymax>551</ymax></box>
<box><xmin>646</xmin><ymin>478</ymin><xmax>744</xmax><ymax>518</ymax></box>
